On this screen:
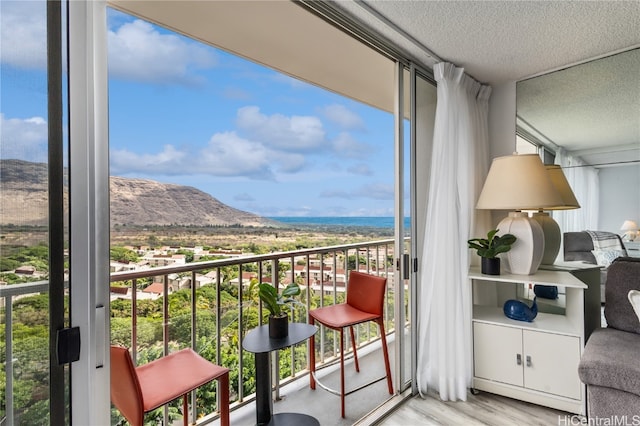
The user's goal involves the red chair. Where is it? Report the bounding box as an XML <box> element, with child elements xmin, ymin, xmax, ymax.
<box><xmin>308</xmin><ymin>271</ymin><xmax>393</xmax><ymax>417</ymax></box>
<box><xmin>110</xmin><ymin>345</ymin><xmax>230</xmax><ymax>426</ymax></box>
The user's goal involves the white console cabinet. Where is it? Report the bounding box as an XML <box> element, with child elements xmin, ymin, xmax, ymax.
<box><xmin>625</xmin><ymin>241</ymin><xmax>640</xmax><ymax>258</ymax></box>
<box><xmin>469</xmin><ymin>266</ymin><xmax>598</xmax><ymax>415</ymax></box>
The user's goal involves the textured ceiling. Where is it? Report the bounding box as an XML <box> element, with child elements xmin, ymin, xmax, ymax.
<box><xmin>337</xmin><ymin>1</ymin><xmax>640</xmax><ymax>166</ymax></box>
<box><xmin>353</xmin><ymin>0</ymin><xmax>640</xmax><ymax>85</ymax></box>
<box><xmin>517</xmin><ymin>48</ymin><xmax>640</xmax><ymax>165</ymax></box>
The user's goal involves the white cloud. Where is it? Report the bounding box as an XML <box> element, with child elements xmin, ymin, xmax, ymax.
<box><xmin>110</xmin><ymin>132</ymin><xmax>281</xmax><ymax>180</ymax></box>
<box><xmin>108</xmin><ymin>19</ymin><xmax>216</xmax><ymax>85</ymax></box>
<box><xmin>353</xmin><ymin>183</ymin><xmax>394</xmax><ymax>200</ymax></box>
<box><xmin>320</xmin><ymin>190</ymin><xmax>352</xmax><ymax>199</ymax></box>
<box><xmin>0</xmin><ymin>6</ymin><xmax>216</xmax><ymax>86</ymax></box>
<box><xmin>198</xmin><ymin>132</ymin><xmax>274</xmax><ymax>179</ymax></box>
<box><xmin>110</xmin><ymin>145</ymin><xmax>187</xmax><ymax>174</ymax></box>
<box><xmin>321</xmin><ymin>104</ymin><xmax>365</xmax><ymax>131</ymax></box>
<box><xmin>272</xmin><ymin>205</ymin><xmax>314</xmax><ymax>217</ymax></box>
<box><xmin>236</xmin><ymin>106</ymin><xmax>327</xmax><ymax>151</ymax></box>
<box><xmin>110</xmin><ymin>105</ymin><xmax>371</xmax><ymax>182</ymax></box>
<box><xmin>0</xmin><ymin>1</ymin><xmax>47</xmax><ymax>69</ymax></box>
<box><xmin>234</xmin><ymin>193</ymin><xmax>255</xmax><ymax>202</ymax></box>
<box><xmin>203</xmin><ymin>130</ymin><xmax>308</xmax><ymax>176</ymax></box>
<box><xmin>347</xmin><ymin>163</ymin><xmax>373</xmax><ymax>176</ymax></box>
<box><xmin>270</xmin><ymin>152</ymin><xmax>306</xmax><ymax>173</ymax></box>
<box><xmin>332</xmin><ymin>132</ymin><xmax>370</xmax><ymax>159</ymax></box>
<box><xmin>223</xmin><ymin>87</ymin><xmax>252</xmax><ymax>101</ymax></box>
<box><xmin>320</xmin><ymin>183</ymin><xmax>394</xmax><ymax>201</ymax></box>
<box><xmin>0</xmin><ymin>114</ymin><xmax>48</xmax><ymax>162</ymax></box>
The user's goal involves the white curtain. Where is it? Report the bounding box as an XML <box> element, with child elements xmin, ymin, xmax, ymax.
<box><xmin>416</xmin><ymin>62</ymin><xmax>491</xmax><ymax>401</ymax></box>
<box><xmin>553</xmin><ymin>148</ymin><xmax>599</xmax><ymax>232</ymax></box>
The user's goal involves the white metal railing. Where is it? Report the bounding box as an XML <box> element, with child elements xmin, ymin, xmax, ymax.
<box><xmin>1</xmin><ymin>280</ymin><xmax>54</xmax><ymax>425</ymax></box>
<box><xmin>2</xmin><ymin>238</ymin><xmax>398</xmax><ymax>424</ymax></box>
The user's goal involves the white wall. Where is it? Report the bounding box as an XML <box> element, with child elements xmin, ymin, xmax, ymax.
<box><xmin>488</xmin><ymin>82</ymin><xmax>640</xmax><ymax>238</ymax></box>
<box><xmin>487</xmin><ymin>82</ymin><xmax>517</xmax><ymax>227</ymax></box>
<box><xmin>598</xmin><ymin>164</ymin><xmax>640</xmax><ymax>235</ymax></box>
<box><xmin>480</xmin><ymin>82</ymin><xmax>518</xmax><ymax>299</ymax></box>
<box><xmin>488</xmin><ymin>82</ymin><xmax>517</xmax><ymax>159</ymax></box>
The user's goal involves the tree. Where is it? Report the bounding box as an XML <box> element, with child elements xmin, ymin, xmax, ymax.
<box><xmin>175</xmin><ymin>249</ymin><xmax>194</xmax><ymax>263</ymax></box>
<box><xmin>0</xmin><ymin>257</ymin><xmax>20</xmax><ymax>271</ymax></box>
<box><xmin>110</xmin><ymin>246</ymin><xmax>140</xmax><ymax>263</ymax></box>
<box><xmin>347</xmin><ymin>254</ymin><xmax>368</xmax><ymax>270</ymax></box>
<box><xmin>147</xmin><ymin>235</ymin><xmax>160</xmax><ymax>248</ymax></box>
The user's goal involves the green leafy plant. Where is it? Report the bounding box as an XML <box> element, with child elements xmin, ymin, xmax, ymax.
<box><xmin>467</xmin><ymin>229</ymin><xmax>516</xmax><ymax>259</ymax></box>
<box><xmin>254</xmin><ymin>282</ymin><xmax>301</xmax><ymax>318</ymax></box>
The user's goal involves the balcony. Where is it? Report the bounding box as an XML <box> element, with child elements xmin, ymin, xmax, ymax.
<box><xmin>2</xmin><ymin>238</ymin><xmax>407</xmax><ymax>425</ymax></box>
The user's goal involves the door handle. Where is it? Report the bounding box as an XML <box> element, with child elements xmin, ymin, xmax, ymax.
<box><xmin>516</xmin><ymin>354</ymin><xmax>522</xmax><ymax>365</ymax></box>
<box><xmin>526</xmin><ymin>355</ymin><xmax>532</xmax><ymax>367</ymax></box>
<box><xmin>403</xmin><ymin>253</ymin><xmax>410</xmax><ymax>279</ymax></box>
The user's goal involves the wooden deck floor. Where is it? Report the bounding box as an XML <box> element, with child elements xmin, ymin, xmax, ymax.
<box><xmin>375</xmin><ymin>389</ymin><xmax>571</xmax><ymax>426</ymax></box>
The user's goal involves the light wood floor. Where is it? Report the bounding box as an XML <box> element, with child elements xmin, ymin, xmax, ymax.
<box><xmin>376</xmin><ymin>390</ymin><xmax>571</xmax><ymax>426</ymax></box>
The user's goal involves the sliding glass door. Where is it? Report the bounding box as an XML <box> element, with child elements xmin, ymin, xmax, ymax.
<box><xmin>0</xmin><ymin>1</ymin><xmax>70</xmax><ymax>423</ymax></box>
<box><xmin>393</xmin><ymin>63</ymin><xmax>437</xmax><ymax>394</ymax></box>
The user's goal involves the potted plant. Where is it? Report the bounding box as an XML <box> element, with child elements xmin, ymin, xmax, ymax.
<box><xmin>254</xmin><ymin>281</ymin><xmax>302</xmax><ymax>338</ymax></box>
<box><xmin>468</xmin><ymin>229</ymin><xmax>516</xmax><ymax>275</ymax></box>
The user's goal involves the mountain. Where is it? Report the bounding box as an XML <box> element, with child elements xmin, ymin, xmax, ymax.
<box><xmin>109</xmin><ymin>176</ymin><xmax>274</xmax><ymax>227</ymax></box>
<box><xmin>0</xmin><ymin>159</ymin><xmax>276</xmax><ymax>227</ymax></box>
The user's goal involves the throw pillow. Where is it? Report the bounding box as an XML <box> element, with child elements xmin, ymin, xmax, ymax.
<box><xmin>629</xmin><ymin>290</ymin><xmax>640</xmax><ymax>324</ymax></box>
<box><xmin>591</xmin><ymin>249</ymin><xmax>626</xmax><ymax>267</ymax></box>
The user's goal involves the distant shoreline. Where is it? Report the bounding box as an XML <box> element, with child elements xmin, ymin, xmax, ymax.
<box><xmin>268</xmin><ymin>216</ymin><xmax>408</xmax><ymax>229</ymax></box>
<box><xmin>1</xmin><ymin>220</ymin><xmax>400</xmax><ymax>250</ymax></box>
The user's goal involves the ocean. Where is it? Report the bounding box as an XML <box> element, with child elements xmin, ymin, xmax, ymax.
<box><xmin>267</xmin><ymin>216</ymin><xmax>409</xmax><ymax>229</ymax></box>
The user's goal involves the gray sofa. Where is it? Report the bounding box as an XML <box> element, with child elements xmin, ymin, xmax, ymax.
<box><xmin>564</xmin><ymin>231</ymin><xmax>627</xmax><ymax>302</ymax></box>
<box><xmin>564</xmin><ymin>231</ymin><xmax>600</xmax><ymax>264</ymax></box>
<box><xmin>578</xmin><ymin>257</ymin><xmax>640</xmax><ymax>418</ymax></box>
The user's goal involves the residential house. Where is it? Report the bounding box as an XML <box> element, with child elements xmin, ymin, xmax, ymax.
<box><xmin>144</xmin><ymin>253</ymin><xmax>187</xmax><ymax>267</ymax></box>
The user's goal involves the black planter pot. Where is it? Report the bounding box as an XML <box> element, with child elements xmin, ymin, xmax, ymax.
<box><xmin>268</xmin><ymin>315</ymin><xmax>289</xmax><ymax>339</ymax></box>
<box><xmin>481</xmin><ymin>257</ymin><xmax>501</xmax><ymax>275</ymax></box>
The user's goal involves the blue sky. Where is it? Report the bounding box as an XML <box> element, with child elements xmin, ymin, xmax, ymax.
<box><xmin>1</xmin><ymin>3</ymin><xmax>398</xmax><ymax>217</ymax></box>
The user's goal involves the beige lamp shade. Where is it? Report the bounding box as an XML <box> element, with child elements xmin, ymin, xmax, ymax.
<box><xmin>532</xmin><ymin>165</ymin><xmax>580</xmax><ymax>264</ymax></box>
<box><xmin>476</xmin><ymin>154</ymin><xmax>563</xmax><ymax>210</ymax></box>
<box><xmin>543</xmin><ymin>165</ymin><xmax>580</xmax><ymax>210</ymax></box>
<box><xmin>621</xmin><ymin>220</ymin><xmax>639</xmax><ymax>232</ymax></box>
<box><xmin>476</xmin><ymin>154</ymin><xmax>563</xmax><ymax>275</ymax></box>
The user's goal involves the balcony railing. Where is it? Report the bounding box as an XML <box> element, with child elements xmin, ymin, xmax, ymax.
<box><xmin>2</xmin><ymin>238</ymin><xmax>399</xmax><ymax>425</ymax></box>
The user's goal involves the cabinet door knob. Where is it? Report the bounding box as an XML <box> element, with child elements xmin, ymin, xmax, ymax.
<box><xmin>516</xmin><ymin>354</ymin><xmax>522</xmax><ymax>365</ymax></box>
<box><xmin>526</xmin><ymin>355</ymin><xmax>532</xmax><ymax>367</ymax></box>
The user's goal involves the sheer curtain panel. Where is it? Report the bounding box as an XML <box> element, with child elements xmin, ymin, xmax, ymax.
<box><xmin>417</xmin><ymin>62</ymin><xmax>491</xmax><ymax>401</ymax></box>
<box><xmin>553</xmin><ymin>148</ymin><xmax>599</xmax><ymax>233</ymax></box>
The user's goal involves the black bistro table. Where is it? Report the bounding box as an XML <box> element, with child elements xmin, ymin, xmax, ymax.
<box><xmin>242</xmin><ymin>323</ymin><xmax>318</xmax><ymax>426</ymax></box>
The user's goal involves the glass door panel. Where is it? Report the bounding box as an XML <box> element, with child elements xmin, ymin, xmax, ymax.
<box><xmin>0</xmin><ymin>0</ymin><xmax>69</xmax><ymax>423</ymax></box>
<box><xmin>409</xmin><ymin>69</ymin><xmax>437</xmax><ymax>391</ymax></box>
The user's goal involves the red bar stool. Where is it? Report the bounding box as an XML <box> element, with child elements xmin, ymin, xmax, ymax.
<box><xmin>110</xmin><ymin>345</ymin><xmax>230</xmax><ymax>426</ymax></box>
<box><xmin>308</xmin><ymin>271</ymin><xmax>393</xmax><ymax>417</ymax></box>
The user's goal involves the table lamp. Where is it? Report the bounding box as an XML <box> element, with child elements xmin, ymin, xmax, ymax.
<box><xmin>531</xmin><ymin>165</ymin><xmax>580</xmax><ymax>265</ymax></box>
<box><xmin>621</xmin><ymin>220</ymin><xmax>639</xmax><ymax>241</ymax></box>
<box><xmin>476</xmin><ymin>154</ymin><xmax>563</xmax><ymax>275</ymax></box>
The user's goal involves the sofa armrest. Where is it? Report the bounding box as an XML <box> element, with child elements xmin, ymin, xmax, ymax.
<box><xmin>579</xmin><ymin>328</ymin><xmax>640</xmax><ymax>398</ymax></box>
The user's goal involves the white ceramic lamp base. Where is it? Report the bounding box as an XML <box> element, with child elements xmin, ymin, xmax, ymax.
<box><xmin>531</xmin><ymin>211</ymin><xmax>561</xmax><ymax>265</ymax></box>
<box><xmin>497</xmin><ymin>212</ymin><xmax>545</xmax><ymax>275</ymax></box>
